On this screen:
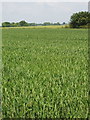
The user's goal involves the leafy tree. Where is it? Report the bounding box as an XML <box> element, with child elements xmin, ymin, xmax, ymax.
<box><xmin>70</xmin><ymin>11</ymin><xmax>90</xmax><ymax>28</ymax></box>
<box><xmin>2</xmin><ymin>22</ymin><xmax>11</xmax><ymax>27</ymax></box>
<box><xmin>19</xmin><ymin>20</ymin><xmax>28</xmax><ymax>26</ymax></box>
<box><xmin>43</xmin><ymin>22</ymin><xmax>51</xmax><ymax>26</ymax></box>
<box><xmin>29</xmin><ymin>23</ymin><xmax>36</xmax><ymax>26</ymax></box>
<box><xmin>15</xmin><ymin>23</ymin><xmax>20</xmax><ymax>27</ymax></box>
<box><xmin>10</xmin><ymin>22</ymin><xmax>19</xmax><ymax>27</ymax></box>
<box><xmin>54</xmin><ymin>22</ymin><xmax>60</xmax><ymax>25</ymax></box>
<box><xmin>62</xmin><ymin>22</ymin><xmax>66</xmax><ymax>25</ymax></box>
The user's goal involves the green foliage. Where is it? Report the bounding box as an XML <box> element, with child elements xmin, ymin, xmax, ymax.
<box><xmin>43</xmin><ymin>22</ymin><xmax>61</xmax><ymax>26</ymax></box>
<box><xmin>2</xmin><ymin>28</ymin><xmax>88</xmax><ymax>118</ymax></box>
<box><xmin>29</xmin><ymin>23</ymin><xmax>36</xmax><ymax>26</ymax></box>
<box><xmin>70</xmin><ymin>11</ymin><xmax>90</xmax><ymax>28</ymax></box>
<box><xmin>19</xmin><ymin>20</ymin><xmax>28</xmax><ymax>26</ymax></box>
<box><xmin>10</xmin><ymin>22</ymin><xmax>19</xmax><ymax>27</ymax></box>
<box><xmin>2</xmin><ymin>22</ymin><xmax>19</xmax><ymax>27</ymax></box>
<box><xmin>54</xmin><ymin>22</ymin><xmax>60</xmax><ymax>25</ymax></box>
<box><xmin>62</xmin><ymin>22</ymin><xmax>66</xmax><ymax>25</ymax></box>
<box><xmin>2</xmin><ymin>21</ymin><xmax>61</xmax><ymax>27</ymax></box>
<box><xmin>2</xmin><ymin>22</ymin><xmax>11</xmax><ymax>27</ymax></box>
<box><xmin>43</xmin><ymin>22</ymin><xmax>51</xmax><ymax>26</ymax></box>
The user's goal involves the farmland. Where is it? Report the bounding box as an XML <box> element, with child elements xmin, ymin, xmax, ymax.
<box><xmin>2</xmin><ymin>27</ymin><xmax>88</xmax><ymax>118</ymax></box>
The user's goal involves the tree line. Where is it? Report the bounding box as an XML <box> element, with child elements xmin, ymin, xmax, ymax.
<box><xmin>2</xmin><ymin>11</ymin><xmax>90</xmax><ymax>28</ymax></box>
<box><xmin>2</xmin><ymin>21</ymin><xmax>65</xmax><ymax>27</ymax></box>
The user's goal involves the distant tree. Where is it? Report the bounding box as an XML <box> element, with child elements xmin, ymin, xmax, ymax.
<box><xmin>62</xmin><ymin>22</ymin><xmax>66</xmax><ymax>25</ymax></box>
<box><xmin>54</xmin><ymin>22</ymin><xmax>60</xmax><ymax>25</ymax></box>
<box><xmin>10</xmin><ymin>22</ymin><xmax>18</xmax><ymax>27</ymax></box>
<box><xmin>70</xmin><ymin>11</ymin><xmax>90</xmax><ymax>28</ymax></box>
<box><xmin>43</xmin><ymin>22</ymin><xmax>51</xmax><ymax>26</ymax></box>
<box><xmin>10</xmin><ymin>22</ymin><xmax>15</xmax><ymax>27</ymax></box>
<box><xmin>56</xmin><ymin>22</ymin><xmax>60</xmax><ymax>25</ymax></box>
<box><xmin>29</xmin><ymin>23</ymin><xmax>36</xmax><ymax>26</ymax></box>
<box><xmin>36</xmin><ymin>23</ymin><xmax>42</xmax><ymax>26</ymax></box>
<box><xmin>2</xmin><ymin>22</ymin><xmax>11</xmax><ymax>27</ymax></box>
<box><xmin>19</xmin><ymin>20</ymin><xmax>28</xmax><ymax>26</ymax></box>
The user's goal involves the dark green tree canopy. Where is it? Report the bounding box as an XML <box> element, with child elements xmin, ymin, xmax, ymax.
<box><xmin>2</xmin><ymin>22</ymin><xmax>11</xmax><ymax>27</ymax></box>
<box><xmin>43</xmin><ymin>22</ymin><xmax>51</xmax><ymax>26</ymax></box>
<box><xmin>19</xmin><ymin>20</ymin><xmax>28</xmax><ymax>26</ymax></box>
<box><xmin>70</xmin><ymin>11</ymin><xmax>90</xmax><ymax>28</ymax></box>
<box><xmin>54</xmin><ymin>22</ymin><xmax>60</xmax><ymax>25</ymax></box>
<box><xmin>29</xmin><ymin>23</ymin><xmax>36</xmax><ymax>26</ymax></box>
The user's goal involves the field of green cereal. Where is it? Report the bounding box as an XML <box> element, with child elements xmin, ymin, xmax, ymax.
<box><xmin>2</xmin><ymin>28</ymin><xmax>88</xmax><ymax>118</ymax></box>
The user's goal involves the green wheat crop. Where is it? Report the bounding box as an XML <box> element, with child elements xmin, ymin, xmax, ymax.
<box><xmin>2</xmin><ymin>28</ymin><xmax>88</xmax><ymax>118</ymax></box>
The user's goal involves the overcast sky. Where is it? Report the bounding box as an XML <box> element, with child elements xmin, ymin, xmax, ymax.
<box><xmin>1</xmin><ymin>2</ymin><xmax>88</xmax><ymax>24</ymax></box>
<box><xmin>0</xmin><ymin>0</ymin><xmax>89</xmax><ymax>2</ymax></box>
